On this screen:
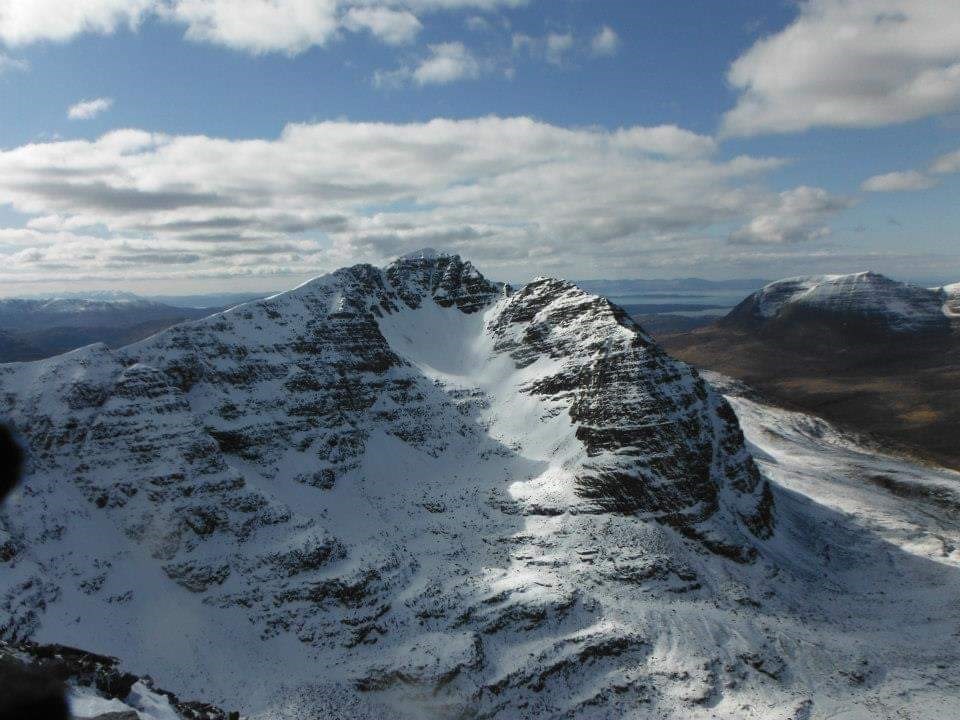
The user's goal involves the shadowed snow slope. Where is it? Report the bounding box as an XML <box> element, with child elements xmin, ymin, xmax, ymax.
<box><xmin>0</xmin><ymin>252</ymin><xmax>957</xmax><ymax>718</ymax></box>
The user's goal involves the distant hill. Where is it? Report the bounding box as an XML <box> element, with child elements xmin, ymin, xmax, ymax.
<box><xmin>659</xmin><ymin>271</ymin><xmax>960</xmax><ymax>469</ymax></box>
<box><xmin>143</xmin><ymin>291</ymin><xmax>271</xmax><ymax>309</ymax></box>
<box><xmin>0</xmin><ymin>295</ymin><xmax>215</xmax><ymax>362</ymax></box>
<box><xmin>721</xmin><ymin>271</ymin><xmax>952</xmax><ymax>338</ymax></box>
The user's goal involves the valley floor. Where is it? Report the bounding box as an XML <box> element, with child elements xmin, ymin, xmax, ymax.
<box><xmin>659</xmin><ymin>326</ymin><xmax>960</xmax><ymax>471</ymax></box>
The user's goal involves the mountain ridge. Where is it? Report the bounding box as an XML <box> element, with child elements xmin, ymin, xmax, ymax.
<box><xmin>2</xmin><ymin>253</ymin><xmax>957</xmax><ymax>718</ymax></box>
<box><xmin>0</xmin><ymin>251</ymin><xmax>777</xmax><ymax>718</ymax></box>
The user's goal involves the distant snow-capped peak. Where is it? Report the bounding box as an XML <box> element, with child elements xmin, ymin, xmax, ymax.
<box><xmin>727</xmin><ymin>270</ymin><xmax>954</xmax><ymax>334</ymax></box>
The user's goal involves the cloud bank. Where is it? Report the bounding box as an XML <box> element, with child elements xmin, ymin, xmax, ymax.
<box><xmin>0</xmin><ymin>117</ymin><xmax>855</xmax><ymax>284</ymax></box>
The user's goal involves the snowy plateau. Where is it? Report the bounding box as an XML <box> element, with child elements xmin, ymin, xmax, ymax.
<box><xmin>0</xmin><ymin>252</ymin><xmax>958</xmax><ymax>719</ymax></box>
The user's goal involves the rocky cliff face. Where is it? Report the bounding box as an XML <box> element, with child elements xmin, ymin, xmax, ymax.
<box><xmin>0</xmin><ymin>251</ymin><xmax>780</xmax><ymax>718</ymax></box>
<box><xmin>723</xmin><ymin>271</ymin><xmax>953</xmax><ymax>337</ymax></box>
<box><xmin>485</xmin><ymin>277</ymin><xmax>768</xmax><ymax>557</ymax></box>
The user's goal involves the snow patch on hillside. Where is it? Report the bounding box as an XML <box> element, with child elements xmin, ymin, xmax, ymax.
<box><xmin>942</xmin><ymin>282</ymin><xmax>960</xmax><ymax>317</ymax></box>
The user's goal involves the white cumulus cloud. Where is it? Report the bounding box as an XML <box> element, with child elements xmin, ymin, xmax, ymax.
<box><xmin>857</xmin><ymin>145</ymin><xmax>960</xmax><ymax>192</ymax></box>
<box><xmin>931</xmin><ymin>147</ymin><xmax>960</xmax><ymax>175</ymax></box>
<box><xmin>544</xmin><ymin>32</ymin><xmax>573</xmax><ymax>65</ymax></box>
<box><xmin>67</xmin><ymin>97</ymin><xmax>114</xmax><ymax>120</ymax></box>
<box><xmin>591</xmin><ymin>25</ymin><xmax>619</xmax><ymax>57</ymax></box>
<box><xmin>0</xmin><ymin>0</ymin><xmax>154</xmax><ymax>45</ymax></box>
<box><xmin>464</xmin><ymin>15</ymin><xmax>490</xmax><ymax>32</ymax></box>
<box><xmin>613</xmin><ymin>125</ymin><xmax>717</xmax><ymax>159</ymax></box>
<box><xmin>513</xmin><ymin>27</ymin><xmax>618</xmax><ymax>68</ymax></box>
<box><xmin>413</xmin><ymin>42</ymin><xmax>481</xmax><ymax>84</ymax></box>
<box><xmin>729</xmin><ymin>186</ymin><xmax>852</xmax><ymax>245</ymax></box>
<box><xmin>343</xmin><ymin>7</ymin><xmax>422</xmax><ymax>45</ymax></box>
<box><xmin>861</xmin><ymin>170</ymin><xmax>938</xmax><ymax>192</ymax></box>
<box><xmin>723</xmin><ymin>0</ymin><xmax>960</xmax><ymax>136</ymax></box>
<box><xmin>0</xmin><ymin>0</ymin><xmax>529</xmax><ymax>54</ymax></box>
<box><xmin>167</xmin><ymin>0</ymin><xmax>341</xmax><ymax>54</ymax></box>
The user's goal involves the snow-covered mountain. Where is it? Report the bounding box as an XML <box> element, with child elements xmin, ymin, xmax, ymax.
<box><xmin>0</xmin><ymin>252</ymin><xmax>957</xmax><ymax>719</ymax></box>
<box><xmin>723</xmin><ymin>271</ymin><xmax>956</xmax><ymax>336</ymax></box>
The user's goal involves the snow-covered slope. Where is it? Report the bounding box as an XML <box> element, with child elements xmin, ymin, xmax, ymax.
<box><xmin>0</xmin><ymin>253</ymin><xmax>957</xmax><ymax>718</ymax></box>
<box><xmin>724</xmin><ymin>271</ymin><xmax>953</xmax><ymax>335</ymax></box>
<box><xmin>706</xmin><ymin>373</ymin><xmax>960</xmax><ymax>719</ymax></box>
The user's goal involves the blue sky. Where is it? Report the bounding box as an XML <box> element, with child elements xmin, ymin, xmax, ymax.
<box><xmin>0</xmin><ymin>0</ymin><xmax>959</xmax><ymax>294</ymax></box>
